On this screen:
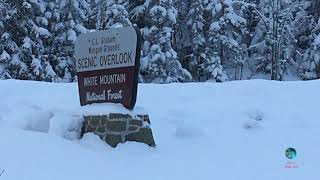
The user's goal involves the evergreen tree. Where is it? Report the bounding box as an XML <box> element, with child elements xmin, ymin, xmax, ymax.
<box><xmin>0</xmin><ymin>1</ymin><xmax>10</xmax><ymax>79</ymax></box>
<box><xmin>296</xmin><ymin>0</ymin><xmax>320</xmax><ymax>80</ymax></box>
<box><xmin>186</xmin><ymin>0</ymin><xmax>206</xmax><ymax>80</ymax></box>
<box><xmin>128</xmin><ymin>0</ymin><xmax>147</xmax><ymax>28</ymax></box>
<box><xmin>299</xmin><ymin>19</ymin><xmax>320</xmax><ymax>79</ymax></box>
<box><xmin>96</xmin><ymin>0</ymin><xmax>131</xmax><ymax>30</ymax></box>
<box><xmin>203</xmin><ymin>0</ymin><xmax>246</xmax><ymax>81</ymax></box>
<box><xmin>173</xmin><ymin>0</ymin><xmax>192</xmax><ymax>76</ymax></box>
<box><xmin>1</xmin><ymin>0</ymin><xmax>51</xmax><ymax>80</ymax></box>
<box><xmin>140</xmin><ymin>0</ymin><xmax>191</xmax><ymax>83</ymax></box>
<box><xmin>248</xmin><ymin>0</ymin><xmax>302</xmax><ymax>80</ymax></box>
<box><xmin>50</xmin><ymin>0</ymin><xmax>89</xmax><ymax>82</ymax></box>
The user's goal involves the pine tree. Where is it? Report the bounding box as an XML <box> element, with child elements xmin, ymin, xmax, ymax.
<box><xmin>203</xmin><ymin>0</ymin><xmax>246</xmax><ymax>81</ymax></box>
<box><xmin>50</xmin><ymin>0</ymin><xmax>89</xmax><ymax>82</ymax></box>
<box><xmin>299</xmin><ymin>18</ymin><xmax>320</xmax><ymax>80</ymax></box>
<box><xmin>128</xmin><ymin>0</ymin><xmax>147</xmax><ymax>28</ymax></box>
<box><xmin>140</xmin><ymin>0</ymin><xmax>191</xmax><ymax>83</ymax></box>
<box><xmin>1</xmin><ymin>0</ymin><xmax>51</xmax><ymax>80</ymax></box>
<box><xmin>96</xmin><ymin>0</ymin><xmax>131</xmax><ymax>30</ymax></box>
<box><xmin>248</xmin><ymin>0</ymin><xmax>302</xmax><ymax>80</ymax></box>
<box><xmin>173</xmin><ymin>0</ymin><xmax>192</xmax><ymax>77</ymax></box>
<box><xmin>296</xmin><ymin>0</ymin><xmax>320</xmax><ymax>80</ymax></box>
<box><xmin>203</xmin><ymin>48</ymin><xmax>227</xmax><ymax>82</ymax></box>
<box><xmin>0</xmin><ymin>1</ymin><xmax>10</xmax><ymax>79</ymax></box>
<box><xmin>186</xmin><ymin>0</ymin><xmax>206</xmax><ymax>80</ymax></box>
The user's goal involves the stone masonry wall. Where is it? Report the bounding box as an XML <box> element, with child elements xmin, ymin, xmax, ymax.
<box><xmin>81</xmin><ymin>113</ymin><xmax>156</xmax><ymax>148</ymax></box>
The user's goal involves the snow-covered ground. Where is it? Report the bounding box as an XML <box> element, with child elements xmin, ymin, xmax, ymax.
<box><xmin>0</xmin><ymin>79</ymin><xmax>319</xmax><ymax>180</ymax></box>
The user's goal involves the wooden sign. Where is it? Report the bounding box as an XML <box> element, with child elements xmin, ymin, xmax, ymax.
<box><xmin>75</xmin><ymin>27</ymin><xmax>141</xmax><ymax>109</ymax></box>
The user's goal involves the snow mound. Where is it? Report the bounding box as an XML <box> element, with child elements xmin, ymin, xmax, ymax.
<box><xmin>0</xmin><ymin>79</ymin><xmax>319</xmax><ymax>180</ymax></box>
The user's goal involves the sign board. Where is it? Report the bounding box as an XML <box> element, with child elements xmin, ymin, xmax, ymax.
<box><xmin>75</xmin><ymin>26</ymin><xmax>141</xmax><ymax>109</ymax></box>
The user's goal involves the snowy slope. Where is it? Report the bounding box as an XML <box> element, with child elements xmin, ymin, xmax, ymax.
<box><xmin>0</xmin><ymin>80</ymin><xmax>319</xmax><ymax>180</ymax></box>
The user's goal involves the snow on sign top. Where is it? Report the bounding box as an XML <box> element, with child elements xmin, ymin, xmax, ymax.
<box><xmin>75</xmin><ymin>27</ymin><xmax>137</xmax><ymax>73</ymax></box>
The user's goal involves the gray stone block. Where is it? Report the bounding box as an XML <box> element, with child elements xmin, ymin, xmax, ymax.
<box><xmin>91</xmin><ymin>116</ymin><xmax>100</xmax><ymax>126</ymax></box>
<box><xmin>109</xmin><ymin>113</ymin><xmax>131</xmax><ymax>119</ymax></box>
<box><xmin>83</xmin><ymin>120</ymin><xmax>89</xmax><ymax>126</ymax></box>
<box><xmin>128</xmin><ymin>126</ymin><xmax>138</xmax><ymax>131</ymax></box>
<box><xmin>85</xmin><ymin>125</ymin><xmax>96</xmax><ymax>132</ymax></box>
<box><xmin>100</xmin><ymin>115</ymin><xmax>108</xmax><ymax>125</ymax></box>
<box><xmin>107</xmin><ymin>121</ymin><xmax>126</xmax><ymax>132</ymax></box>
<box><xmin>129</xmin><ymin>120</ymin><xmax>143</xmax><ymax>126</ymax></box>
<box><xmin>84</xmin><ymin>116</ymin><xmax>92</xmax><ymax>122</ymax></box>
<box><xmin>105</xmin><ymin>134</ymin><xmax>122</xmax><ymax>148</ymax></box>
<box><xmin>125</xmin><ymin>128</ymin><xmax>156</xmax><ymax>147</ymax></box>
<box><xmin>97</xmin><ymin>127</ymin><xmax>105</xmax><ymax>133</ymax></box>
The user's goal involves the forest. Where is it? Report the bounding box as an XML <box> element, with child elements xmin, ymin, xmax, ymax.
<box><xmin>0</xmin><ymin>0</ymin><xmax>319</xmax><ymax>83</ymax></box>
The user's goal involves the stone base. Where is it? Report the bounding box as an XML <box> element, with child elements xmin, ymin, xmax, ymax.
<box><xmin>81</xmin><ymin>113</ymin><xmax>156</xmax><ymax>148</ymax></box>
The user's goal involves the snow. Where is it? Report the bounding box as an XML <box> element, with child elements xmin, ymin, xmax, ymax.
<box><xmin>44</xmin><ymin>62</ymin><xmax>57</xmax><ymax>79</ymax></box>
<box><xmin>80</xmin><ymin>103</ymin><xmax>148</xmax><ymax>117</ymax></box>
<box><xmin>67</xmin><ymin>29</ymin><xmax>77</xmax><ymax>43</ymax></box>
<box><xmin>0</xmin><ymin>80</ymin><xmax>319</xmax><ymax>179</ymax></box>
<box><xmin>36</xmin><ymin>17</ymin><xmax>49</xmax><ymax>26</ymax></box>
<box><xmin>226</xmin><ymin>12</ymin><xmax>246</xmax><ymax>27</ymax></box>
<box><xmin>22</xmin><ymin>37</ymin><xmax>33</xmax><ymax>51</ymax></box>
<box><xmin>215</xmin><ymin>2</ymin><xmax>222</xmax><ymax>12</ymax></box>
<box><xmin>37</xmin><ymin>27</ymin><xmax>51</xmax><ymax>37</ymax></box>
<box><xmin>111</xmin><ymin>22</ymin><xmax>124</xmax><ymax>28</ymax></box>
<box><xmin>314</xmin><ymin>34</ymin><xmax>320</xmax><ymax>46</ymax></box>
<box><xmin>0</xmin><ymin>50</ymin><xmax>10</xmax><ymax>63</ymax></box>
<box><xmin>31</xmin><ymin>58</ymin><xmax>42</xmax><ymax>76</ymax></box>
<box><xmin>150</xmin><ymin>6</ymin><xmax>167</xmax><ymax>17</ymax></box>
<box><xmin>10</xmin><ymin>53</ymin><xmax>21</xmax><ymax>66</ymax></box>
<box><xmin>224</xmin><ymin>0</ymin><xmax>233</xmax><ymax>6</ymax></box>
<box><xmin>1</xmin><ymin>32</ymin><xmax>10</xmax><ymax>40</ymax></box>
<box><xmin>167</xmin><ymin>7</ymin><xmax>177</xmax><ymax>24</ymax></box>
<box><xmin>0</xmin><ymin>64</ymin><xmax>4</xmax><ymax>74</ymax></box>
<box><xmin>22</xmin><ymin>2</ymin><xmax>32</xmax><ymax>9</ymax></box>
<box><xmin>210</xmin><ymin>22</ymin><xmax>221</xmax><ymax>31</ymax></box>
<box><xmin>75</xmin><ymin>24</ymin><xmax>88</xmax><ymax>34</ymax></box>
<box><xmin>44</xmin><ymin>11</ymin><xmax>52</xmax><ymax>19</ymax></box>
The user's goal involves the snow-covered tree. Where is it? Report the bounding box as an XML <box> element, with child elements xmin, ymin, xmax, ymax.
<box><xmin>0</xmin><ymin>2</ymin><xmax>10</xmax><ymax>79</ymax></box>
<box><xmin>299</xmin><ymin>19</ymin><xmax>320</xmax><ymax>80</ymax></box>
<box><xmin>128</xmin><ymin>0</ymin><xmax>147</xmax><ymax>28</ymax></box>
<box><xmin>203</xmin><ymin>0</ymin><xmax>247</xmax><ymax>81</ymax></box>
<box><xmin>96</xmin><ymin>0</ymin><xmax>131</xmax><ymax>29</ymax></box>
<box><xmin>185</xmin><ymin>0</ymin><xmax>206</xmax><ymax>80</ymax></box>
<box><xmin>50</xmin><ymin>0</ymin><xmax>89</xmax><ymax>82</ymax></box>
<box><xmin>248</xmin><ymin>0</ymin><xmax>303</xmax><ymax>80</ymax></box>
<box><xmin>1</xmin><ymin>0</ymin><xmax>52</xmax><ymax>80</ymax></box>
<box><xmin>203</xmin><ymin>47</ymin><xmax>227</xmax><ymax>82</ymax></box>
<box><xmin>296</xmin><ymin>0</ymin><xmax>320</xmax><ymax>80</ymax></box>
<box><xmin>171</xmin><ymin>0</ymin><xmax>192</xmax><ymax>81</ymax></box>
<box><xmin>140</xmin><ymin>0</ymin><xmax>191</xmax><ymax>83</ymax></box>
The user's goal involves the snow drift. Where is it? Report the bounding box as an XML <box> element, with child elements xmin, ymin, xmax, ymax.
<box><xmin>0</xmin><ymin>79</ymin><xmax>319</xmax><ymax>180</ymax></box>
